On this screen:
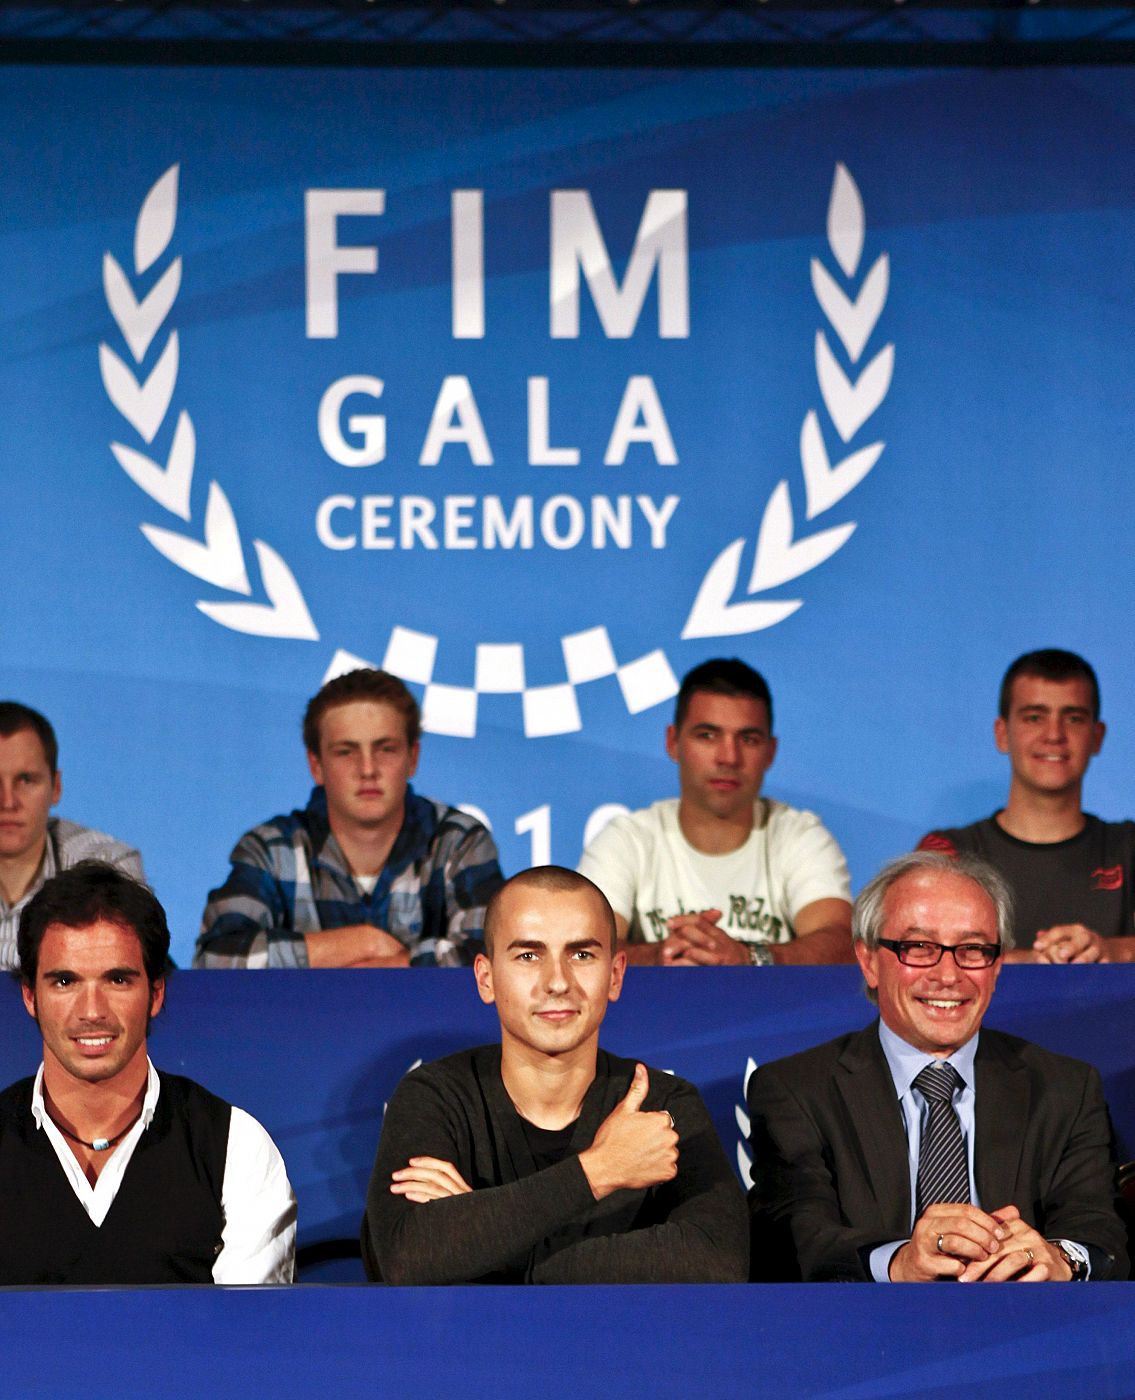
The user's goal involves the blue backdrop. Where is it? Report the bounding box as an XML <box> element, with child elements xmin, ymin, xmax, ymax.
<box><xmin>2</xmin><ymin>64</ymin><xmax>1133</xmax><ymax>965</ymax></box>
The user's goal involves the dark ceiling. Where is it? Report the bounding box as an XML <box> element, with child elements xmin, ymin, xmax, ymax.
<box><xmin>3</xmin><ymin>0</ymin><xmax>1135</xmax><ymax>62</ymax></box>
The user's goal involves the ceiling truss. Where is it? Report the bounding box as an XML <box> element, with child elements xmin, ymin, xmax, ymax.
<box><xmin>4</xmin><ymin>1</ymin><xmax>1135</xmax><ymax>61</ymax></box>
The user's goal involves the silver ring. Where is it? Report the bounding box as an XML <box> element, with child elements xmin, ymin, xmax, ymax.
<box><xmin>936</xmin><ymin>1234</ymin><xmax>945</xmax><ymax>1254</ymax></box>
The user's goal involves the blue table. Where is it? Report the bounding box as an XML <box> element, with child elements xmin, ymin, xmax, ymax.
<box><xmin>0</xmin><ymin>1282</ymin><xmax>1132</xmax><ymax>1399</ymax></box>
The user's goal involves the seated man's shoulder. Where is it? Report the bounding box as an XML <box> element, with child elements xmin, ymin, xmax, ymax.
<box><xmin>1085</xmin><ymin>814</ymin><xmax>1135</xmax><ymax>847</ymax></box>
<box><xmin>595</xmin><ymin>1049</ymin><xmax>704</xmax><ymax>1115</ymax></box>
<box><xmin>395</xmin><ymin>1045</ymin><xmax>499</xmax><ymax>1100</ymax></box>
<box><xmin>917</xmin><ymin>817</ymin><xmax>996</xmax><ymax>858</ymax></box>
<box><xmin>751</xmin><ymin>1029</ymin><xmax>874</xmax><ymax>1095</ymax></box>
<box><xmin>404</xmin><ymin>799</ymin><xmax>503</xmax><ymax>906</ymax></box>
<box><xmin>0</xmin><ymin>1077</ymin><xmax>37</xmax><ymax>1123</ymax></box>
<box><xmin>979</xmin><ymin>1026</ymin><xmax>1100</xmax><ymax>1085</ymax></box>
<box><xmin>51</xmin><ymin>817</ymin><xmax>141</xmax><ymax>868</ymax></box>
<box><xmin>155</xmin><ymin>1072</ymin><xmax>236</xmax><ymax>1132</ymax></box>
<box><xmin>760</xmin><ymin>797</ymin><xmax>840</xmax><ymax>840</ymax></box>
<box><xmin>416</xmin><ymin>794</ymin><xmax>497</xmax><ymax>849</ymax></box>
<box><xmin>583</xmin><ymin>801</ymin><xmax>677</xmax><ymax>857</ymax></box>
<box><xmin>229</xmin><ymin>800</ymin><xmax>326</xmax><ymax>857</ymax></box>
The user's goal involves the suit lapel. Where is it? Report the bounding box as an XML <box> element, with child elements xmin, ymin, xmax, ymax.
<box><xmin>973</xmin><ymin>1031</ymin><xmax>1029</xmax><ymax>1212</ymax></box>
<box><xmin>835</xmin><ymin>1023</ymin><xmax>912</xmax><ymax>1235</ymax></box>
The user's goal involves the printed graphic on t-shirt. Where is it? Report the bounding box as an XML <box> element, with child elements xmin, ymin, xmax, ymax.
<box><xmin>642</xmin><ymin>895</ymin><xmax>786</xmax><ymax>944</ymax></box>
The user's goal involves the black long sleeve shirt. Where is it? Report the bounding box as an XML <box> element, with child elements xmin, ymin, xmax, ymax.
<box><xmin>362</xmin><ymin>1046</ymin><xmax>748</xmax><ymax>1285</ymax></box>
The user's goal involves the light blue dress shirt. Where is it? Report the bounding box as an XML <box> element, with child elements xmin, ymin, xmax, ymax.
<box><xmin>867</xmin><ymin>1022</ymin><xmax>980</xmax><ymax>1281</ymax></box>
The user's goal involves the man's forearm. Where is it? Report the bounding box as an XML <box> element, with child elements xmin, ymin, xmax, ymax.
<box><xmin>530</xmin><ymin>1203</ymin><xmax>747</xmax><ymax>1284</ymax></box>
<box><xmin>774</xmin><ymin>922</ymin><xmax>856</xmax><ymax>965</ymax></box>
<box><xmin>304</xmin><ymin>925</ymin><xmax>408</xmax><ymax>967</ymax></box>
<box><xmin>1102</xmin><ymin>935</ymin><xmax>1135</xmax><ymax>963</ymax></box>
<box><xmin>367</xmin><ymin>1156</ymin><xmax>596</xmax><ymax>1285</ymax></box>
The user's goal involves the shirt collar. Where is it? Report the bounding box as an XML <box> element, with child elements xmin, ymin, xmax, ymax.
<box><xmin>0</xmin><ymin>829</ymin><xmax>53</xmax><ymax>917</ymax></box>
<box><xmin>30</xmin><ymin>1057</ymin><xmax>161</xmax><ymax>1132</ymax></box>
<box><xmin>877</xmin><ymin>1019</ymin><xmax>980</xmax><ymax>1098</ymax></box>
<box><xmin>39</xmin><ymin>825</ymin><xmax>58</xmax><ymax>883</ymax></box>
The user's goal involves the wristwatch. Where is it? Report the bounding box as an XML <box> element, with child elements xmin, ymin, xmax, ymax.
<box><xmin>748</xmin><ymin>943</ymin><xmax>774</xmax><ymax>967</ymax></box>
<box><xmin>1054</xmin><ymin>1242</ymin><xmax>1088</xmax><ymax>1281</ymax></box>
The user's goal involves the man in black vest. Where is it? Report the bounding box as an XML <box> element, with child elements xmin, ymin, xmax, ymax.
<box><xmin>0</xmin><ymin>861</ymin><xmax>296</xmax><ymax>1285</ymax></box>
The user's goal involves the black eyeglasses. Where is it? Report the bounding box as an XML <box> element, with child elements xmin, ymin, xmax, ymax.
<box><xmin>877</xmin><ymin>938</ymin><xmax>1002</xmax><ymax>970</ymax></box>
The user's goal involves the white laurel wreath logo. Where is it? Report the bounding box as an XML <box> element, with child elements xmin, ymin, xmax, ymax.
<box><xmin>99</xmin><ymin>165</ymin><xmax>319</xmax><ymax>642</ymax></box>
<box><xmin>735</xmin><ymin>1055</ymin><xmax>758</xmax><ymax>1184</ymax></box>
<box><xmin>682</xmin><ymin>162</ymin><xmax>892</xmax><ymax>639</ymax></box>
<box><xmin>100</xmin><ymin>163</ymin><xmax>888</xmax><ymax>729</ymax></box>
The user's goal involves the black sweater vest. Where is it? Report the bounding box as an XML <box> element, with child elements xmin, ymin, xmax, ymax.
<box><xmin>0</xmin><ymin>1073</ymin><xmax>230</xmax><ymax>1285</ymax></box>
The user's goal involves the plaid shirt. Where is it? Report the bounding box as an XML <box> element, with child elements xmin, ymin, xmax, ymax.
<box><xmin>0</xmin><ymin>819</ymin><xmax>144</xmax><ymax>971</ymax></box>
<box><xmin>194</xmin><ymin>786</ymin><xmax>503</xmax><ymax>968</ymax></box>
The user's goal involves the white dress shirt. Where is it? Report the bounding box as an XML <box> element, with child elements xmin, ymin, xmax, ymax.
<box><xmin>31</xmin><ymin>1060</ymin><xmax>296</xmax><ymax>1283</ymax></box>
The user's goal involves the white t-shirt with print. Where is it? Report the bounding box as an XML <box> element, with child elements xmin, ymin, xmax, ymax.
<box><xmin>578</xmin><ymin>797</ymin><xmax>850</xmax><ymax>945</ymax></box>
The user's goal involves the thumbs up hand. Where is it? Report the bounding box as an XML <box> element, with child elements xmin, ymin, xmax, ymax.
<box><xmin>579</xmin><ymin>1063</ymin><xmax>679</xmax><ymax>1201</ymax></box>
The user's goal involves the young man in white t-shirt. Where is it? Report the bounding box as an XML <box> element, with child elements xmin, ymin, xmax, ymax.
<box><xmin>578</xmin><ymin>658</ymin><xmax>853</xmax><ymax>966</ymax></box>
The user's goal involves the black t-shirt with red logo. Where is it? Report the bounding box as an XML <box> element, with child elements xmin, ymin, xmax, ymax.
<box><xmin>918</xmin><ymin>815</ymin><xmax>1135</xmax><ymax>949</ymax></box>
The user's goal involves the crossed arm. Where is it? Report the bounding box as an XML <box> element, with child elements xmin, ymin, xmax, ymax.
<box><xmin>364</xmin><ymin>1070</ymin><xmax>747</xmax><ymax>1285</ymax></box>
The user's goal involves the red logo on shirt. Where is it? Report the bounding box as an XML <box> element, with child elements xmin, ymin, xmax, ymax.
<box><xmin>1091</xmin><ymin>866</ymin><xmax>1124</xmax><ymax>892</ymax></box>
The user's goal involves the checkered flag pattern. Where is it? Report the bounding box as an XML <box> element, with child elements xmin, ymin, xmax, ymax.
<box><xmin>321</xmin><ymin>626</ymin><xmax>679</xmax><ymax>738</ymax></box>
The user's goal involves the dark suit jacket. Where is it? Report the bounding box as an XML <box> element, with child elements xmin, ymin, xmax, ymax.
<box><xmin>747</xmin><ymin>1021</ymin><xmax>1129</xmax><ymax>1282</ymax></box>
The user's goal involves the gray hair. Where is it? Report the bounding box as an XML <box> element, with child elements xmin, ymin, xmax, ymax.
<box><xmin>853</xmin><ymin>850</ymin><xmax>1015</xmax><ymax>953</ymax></box>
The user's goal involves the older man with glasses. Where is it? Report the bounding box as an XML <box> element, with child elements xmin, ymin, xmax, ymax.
<box><xmin>747</xmin><ymin>850</ymin><xmax>1128</xmax><ymax>1282</ymax></box>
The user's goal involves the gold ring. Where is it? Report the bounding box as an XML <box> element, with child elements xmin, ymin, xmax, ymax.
<box><xmin>1025</xmin><ymin>1247</ymin><xmax>1034</xmax><ymax>1265</ymax></box>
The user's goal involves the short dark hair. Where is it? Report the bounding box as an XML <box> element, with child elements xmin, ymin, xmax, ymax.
<box><xmin>674</xmin><ymin>658</ymin><xmax>774</xmax><ymax>733</ymax></box>
<box><xmin>0</xmin><ymin>702</ymin><xmax>58</xmax><ymax>774</ymax></box>
<box><xmin>482</xmin><ymin>866</ymin><xmax>617</xmax><ymax>958</ymax></box>
<box><xmin>18</xmin><ymin>861</ymin><xmax>170</xmax><ymax>990</ymax></box>
<box><xmin>999</xmin><ymin>649</ymin><xmax>1100</xmax><ymax>722</ymax></box>
<box><xmin>302</xmin><ymin>669</ymin><xmax>421</xmax><ymax>753</ymax></box>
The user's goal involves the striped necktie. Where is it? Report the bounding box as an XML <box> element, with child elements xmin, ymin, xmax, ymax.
<box><xmin>913</xmin><ymin>1061</ymin><xmax>970</xmax><ymax>1216</ymax></box>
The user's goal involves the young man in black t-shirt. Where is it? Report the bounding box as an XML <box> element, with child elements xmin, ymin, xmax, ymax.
<box><xmin>920</xmin><ymin>649</ymin><xmax>1135</xmax><ymax>963</ymax></box>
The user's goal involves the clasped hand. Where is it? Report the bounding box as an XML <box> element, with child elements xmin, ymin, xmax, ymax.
<box><xmin>1032</xmin><ymin>923</ymin><xmax>1107</xmax><ymax>965</ymax></box>
<box><xmin>890</xmin><ymin>1203</ymin><xmax>1071</xmax><ymax>1282</ymax></box>
<box><xmin>658</xmin><ymin>910</ymin><xmax>750</xmax><ymax>966</ymax></box>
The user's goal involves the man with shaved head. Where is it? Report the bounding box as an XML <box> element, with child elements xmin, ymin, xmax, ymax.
<box><xmin>362</xmin><ymin>866</ymin><xmax>747</xmax><ymax>1284</ymax></box>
